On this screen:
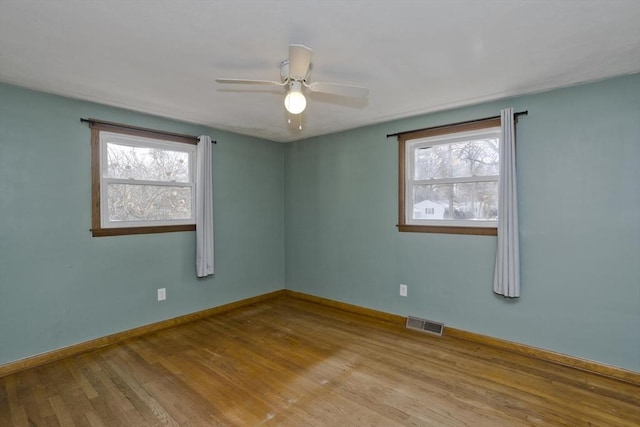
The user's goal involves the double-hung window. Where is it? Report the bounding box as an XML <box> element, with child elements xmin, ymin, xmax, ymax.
<box><xmin>398</xmin><ymin>118</ymin><xmax>500</xmax><ymax>235</ymax></box>
<box><xmin>90</xmin><ymin>122</ymin><xmax>198</xmax><ymax>237</ymax></box>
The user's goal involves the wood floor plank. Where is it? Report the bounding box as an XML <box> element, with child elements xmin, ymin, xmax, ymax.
<box><xmin>84</xmin><ymin>410</ymin><xmax>107</xmax><ymax>427</ymax></box>
<box><xmin>49</xmin><ymin>394</ymin><xmax>76</xmax><ymax>427</ymax></box>
<box><xmin>1</xmin><ymin>297</ymin><xmax>638</xmax><ymax>426</ymax></box>
<box><xmin>1</xmin><ymin>377</ymin><xmax>30</xmax><ymax>427</ymax></box>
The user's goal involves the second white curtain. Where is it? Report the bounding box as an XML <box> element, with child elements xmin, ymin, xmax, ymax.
<box><xmin>493</xmin><ymin>108</ymin><xmax>520</xmax><ymax>297</ymax></box>
<box><xmin>196</xmin><ymin>135</ymin><xmax>214</xmax><ymax>277</ymax></box>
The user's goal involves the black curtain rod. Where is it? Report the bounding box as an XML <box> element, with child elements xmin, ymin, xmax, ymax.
<box><xmin>386</xmin><ymin>110</ymin><xmax>528</xmax><ymax>138</ymax></box>
<box><xmin>80</xmin><ymin>118</ymin><xmax>217</xmax><ymax>143</ymax></box>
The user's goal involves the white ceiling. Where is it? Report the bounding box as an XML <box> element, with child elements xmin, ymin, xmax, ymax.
<box><xmin>1</xmin><ymin>1</ymin><xmax>639</xmax><ymax>142</ymax></box>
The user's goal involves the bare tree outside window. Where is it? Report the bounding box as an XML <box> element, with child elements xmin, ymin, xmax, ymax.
<box><xmin>105</xmin><ymin>143</ymin><xmax>192</xmax><ymax>222</ymax></box>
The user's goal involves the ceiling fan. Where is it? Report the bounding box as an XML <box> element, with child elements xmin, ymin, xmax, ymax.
<box><xmin>215</xmin><ymin>44</ymin><xmax>369</xmax><ymax>119</ymax></box>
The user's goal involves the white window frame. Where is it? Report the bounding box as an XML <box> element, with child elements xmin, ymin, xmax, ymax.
<box><xmin>404</xmin><ymin>126</ymin><xmax>501</xmax><ymax>229</ymax></box>
<box><xmin>89</xmin><ymin>120</ymin><xmax>200</xmax><ymax>237</ymax></box>
<box><xmin>397</xmin><ymin>117</ymin><xmax>502</xmax><ymax>236</ymax></box>
<box><xmin>98</xmin><ymin>131</ymin><xmax>197</xmax><ymax>229</ymax></box>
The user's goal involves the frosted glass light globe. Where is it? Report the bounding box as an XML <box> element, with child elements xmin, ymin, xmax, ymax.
<box><xmin>284</xmin><ymin>89</ymin><xmax>306</xmax><ymax>114</ymax></box>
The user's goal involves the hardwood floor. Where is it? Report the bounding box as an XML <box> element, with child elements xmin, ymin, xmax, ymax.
<box><xmin>1</xmin><ymin>296</ymin><xmax>639</xmax><ymax>426</ymax></box>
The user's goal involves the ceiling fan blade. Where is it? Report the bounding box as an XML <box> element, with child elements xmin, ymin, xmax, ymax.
<box><xmin>215</xmin><ymin>78</ymin><xmax>285</xmax><ymax>86</ymax></box>
<box><xmin>307</xmin><ymin>81</ymin><xmax>369</xmax><ymax>98</ymax></box>
<box><xmin>289</xmin><ymin>44</ymin><xmax>313</xmax><ymax>80</ymax></box>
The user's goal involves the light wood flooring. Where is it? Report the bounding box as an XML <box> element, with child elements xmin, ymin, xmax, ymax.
<box><xmin>1</xmin><ymin>296</ymin><xmax>639</xmax><ymax>426</ymax></box>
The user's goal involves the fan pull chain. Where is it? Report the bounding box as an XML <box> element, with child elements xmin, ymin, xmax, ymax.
<box><xmin>286</xmin><ymin>113</ymin><xmax>302</xmax><ymax>130</ymax></box>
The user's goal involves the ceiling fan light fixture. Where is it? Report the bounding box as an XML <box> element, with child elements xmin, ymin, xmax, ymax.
<box><xmin>284</xmin><ymin>81</ymin><xmax>306</xmax><ymax>114</ymax></box>
<box><xmin>216</xmin><ymin>44</ymin><xmax>369</xmax><ymax>122</ymax></box>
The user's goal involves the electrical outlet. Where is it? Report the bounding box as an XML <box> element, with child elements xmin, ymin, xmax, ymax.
<box><xmin>157</xmin><ymin>288</ymin><xmax>166</xmax><ymax>301</ymax></box>
<box><xmin>399</xmin><ymin>284</ymin><xmax>408</xmax><ymax>297</ymax></box>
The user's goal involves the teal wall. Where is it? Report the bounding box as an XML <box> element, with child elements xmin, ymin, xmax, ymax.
<box><xmin>285</xmin><ymin>74</ymin><xmax>640</xmax><ymax>372</ymax></box>
<box><xmin>0</xmin><ymin>84</ymin><xmax>285</xmax><ymax>365</ymax></box>
<box><xmin>2</xmin><ymin>75</ymin><xmax>639</xmax><ymax>372</ymax></box>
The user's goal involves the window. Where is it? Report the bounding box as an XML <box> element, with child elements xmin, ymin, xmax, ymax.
<box><xmin>398</xmin><ymin>118</ymin><xmax>500</xmax><ymax>235</ymax></box>
<box><xmin>90</xmin><ymin>122</ymin><xmax>198</xmax><ymax>237</ymax></box>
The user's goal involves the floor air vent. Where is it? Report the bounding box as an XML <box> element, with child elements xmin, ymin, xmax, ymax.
<box><xmin>406</xmin><ymin>316</ymin><xmax>444</xmax><ymax>336</ymax></box>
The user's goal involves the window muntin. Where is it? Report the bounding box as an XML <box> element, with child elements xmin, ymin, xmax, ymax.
<box><xmin>99</xmin><ymin>131</ymin><xmax>196</xmax><ymax>229</ymax></box>
<box><xmin>397</xmin><ymin>117</ymin><xmax>501</xmax><ymax>235</ymax></box>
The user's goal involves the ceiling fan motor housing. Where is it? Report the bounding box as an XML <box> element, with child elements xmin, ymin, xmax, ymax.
<box><xmin>280</xmin><ymin>60</ymin><xmax>310</xmax><ymax>83</ymax></box>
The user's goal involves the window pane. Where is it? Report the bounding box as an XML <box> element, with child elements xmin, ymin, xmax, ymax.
<box><xmin>414</xmin><ymin>138</ymin><xmax>499</xmax><ymax>180</ymax></box>
<box><xmin>412</xmin><ymin>181</ymin><xmax>498</xmax><ymax>220</ymax></box>
<box><xmin>107</xmin><ymin>184</ymin><xmax>192</xmax><ymax>222</ymax></box>
<box><xmin>106</xmin><ymin>143</ymin><xmax>190</xmax><ymax>182</ymax></box>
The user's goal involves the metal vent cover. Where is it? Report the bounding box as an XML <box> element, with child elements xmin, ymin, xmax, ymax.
<box><xmin>406</xmin><ymin>316</ymin><xmax>444</xmax><ymax>336</ymax></box>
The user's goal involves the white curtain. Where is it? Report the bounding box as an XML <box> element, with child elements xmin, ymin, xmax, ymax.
<box><xmin>196</xmin><ymin>135</ymin><xmax>214</xmax><ymax>277</ymax></box>
<box><xmin>493</xmin><ymin>108</ymin><xmax>520</xmax><ymax>297</ymax></box>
